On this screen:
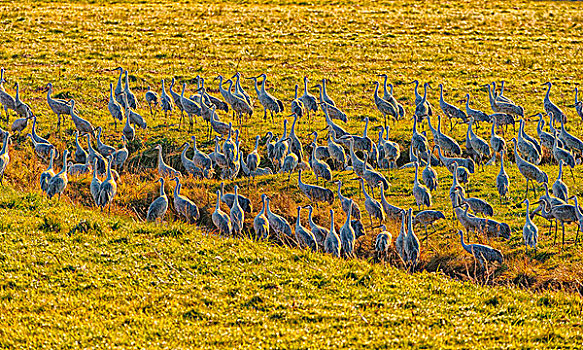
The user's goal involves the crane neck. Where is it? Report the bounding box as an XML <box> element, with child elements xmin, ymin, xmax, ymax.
<box><xmin>558</xmin><ymin>160</ymin><xmax>563</xmax><ymax>179</ymax></box>
<box><xmin>363</xmin><ymin>118</ymin><xmax>369</xmax><ymax>137</ymax></box>
<box><xmin>329</xmin><ymin>210</ymin><xmax>334</xmax><ymax>232</ymax></box>
<box><xmin>303</xmin><ymin>77</ymin><xmax>309</xmax><ymax>95</ymax></box>
<box><xmin>294</xmin><ymin>85</ymin><xmax>299</xmax><ymax>99</ymax></box>
<box><xmin>159</xmin><ymin>179</ymin><xmax>165</xmax><ymax>197</ymax></box>
<box><xmin>259</xmin><ymin>196</ymin><xmax>266</xmax><ymax>215</ymax></box>
<box><xmin>296</xmin><ymin>207</ymin><xmax>302</xmax><ymax>226</ymax></box>
<box><xmin>0</xmin><ymin>133</ymin><xmax>8</xmax><ymax>155</ymax></box>
<box><xmin>382</xmin><ymin>76</ymin><xmax>389</xmax><ymax>97</ymax></box>
<box><xmin>545</xmin><ymin>83</ymin><xmax>551</xmax><ymax>100</ymax></box>
<box><xmin>373</xmin><ymin>82</ymin><xmax>380</xmax><ymax>99</ymax></box>
<box><xmin>215</xmin><ymin>191</ymin><xmax>221</xmax><ymax>211</ymax></box>
<box><xmin>105</xmin><ymin>157</ymin><xmax>112</xmax><ymax>181</ymax></box>
<box><xmin>459</xmin><ymin>231</ymin><xmax>470</xmax><ymax>252</ymax></box>
<box><xmin>254</xmin><ymin>136</ymin><xmax>259</xmax><ymax>151</ymax></box>
<box><xmin>60</xmin><ymin>151</ymin><xmax>68</xmax><ymax>175</ymax></box>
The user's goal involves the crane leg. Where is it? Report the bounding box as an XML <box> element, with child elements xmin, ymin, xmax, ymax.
<box><xmin>570</xmin><ymin>167</ymin><xmax>575</xmax><ymax>183</ymax></box>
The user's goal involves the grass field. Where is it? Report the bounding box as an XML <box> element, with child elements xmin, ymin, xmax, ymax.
<box><xmin>2</xmin><ymin>0</ymin><xmax>583</xmax><ymax>347</ymax></box>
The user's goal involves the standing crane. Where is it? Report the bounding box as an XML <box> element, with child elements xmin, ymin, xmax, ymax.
<box><xmin>337</xmin><ymin>180</ymin><xmax>361</xmax><ymax>220</ymax></box>
<box><xmin>40</xmin><ymin>149</ymin><xmax>56</xmax><ymax>193</ymax></box>
<box><xmin>454</xmin><ymin>186</ymin><xmax>494</xmax><ymax>217</ymax></box>
<box><xmin>96</xmin><ymin>127</ymin><xmax>115</xmax><ymax>157</ymax></box>
<box><xmin>465</xmin><ymin>94</ymin><xmax>490</xmax><ymax>128</ymax></box>
<box><xmin>146</xmin><ymin>178</ymin><xmax>168</xmax><ymax>223</ymax></box>
<box><xmin>379</xmin><ymin>182</ymin><xmax>404</xmax><ymax>221</ymax></box>
<box><xmin>394</xmin><ymin>209</ymin><xmax>407</xmax><ymax>266</ymax></box>
<box><xmin>297</xmin><ymin>169</ymin><xmax>334</xmax><ymax>205</ymax></box>
<box><xmin>511</xmin><ymin>138</ymin><xmax>548</xmax><ymax>200</ymax></box>
<box><xmin>515</xmin><ymin>118</ymin><xmax>541</xmax><ymax>164</ymax></box>
<box><xmin>552</xmin><ymin>131</ymin><xmax>575</xmax><ymax>181</ymax></box>
<box><xmin>69</xmin><ymin>100</ymin><xmax>95</xmax><ymax>137</ymax></box>
<box><xmin>571</xmin><ymin>87</ymin><xmax>583</xmax><ymax>121</ymax></box>
<box><xmin>264</xmin><ymin>195</ymin><xmax>293</xmax><ymax>240</ymax></box>
<box><xmin>557</xmin><ymin>114</ymin><xmax>583</xmax><ymax>156</ymax></box>
<box><xmin>413</xmin><ymin>161</ymin><xmax>432</xmax><ymax>210</ymax></box>
<box><xmin>374</xmin><ymin>225</ymin><xmax>392</xmax><ymax>261</ymax></box>
<box><xmin>487</xmin><ymin>119</ymin><xmax>505</xmax><ymax>165</ymax></box>
<box><xmin>112</xmin><ymin>67</ymin><xmax>125</xmax><ymax>105</ymax></box>
<box><xmin>466</xmin><ymin>117</ymin><xmax>491</xmax><ymax>170</ymax></box>
<box><xmin>0</xmin><ymin>68</ymin><xmax>16</xmax><ymax>121</ymax></box>
<box><xmin>97</xmin><ymin>155</ymin><xmax>117</xmax><ymax>213</ymax></box>
<box><xmin>458</xmin><ymin>230</ymin><xmax>503</xmax><ymax>269</ymax></box>
<box><xmin>542</xmin><ymin>82</ymin><xmax>567</xmax><ymax>124</ymax></box>
<box><xmin>306</xmin><ymin>205</ymin><xmax>328</xmax><ymax>247</ymax></box>
<box><xmin>422</xmin><ymin>151</ymin><xmax>438</xmax><ymax>191</ymax></box>
<box><xmin>123</xmin><ymin>70</ymin><xmax>137</xmax><ymax>109</ymax></box>
<box><xmin>170</xmin><ymin>177</ymin><xmax>199</xmax><ymax>224</ymax></box>
<box><xmin>414</xmin><ymin>82</ymin><xmax>433</xmax><ymax>122</ymax></box>
<box><xmin>299</xmin><ymin>77</ymin><xmax>318</xmax><ymax>119</ymax></box>
<box><xmin>438</xmin><ymin>83</ymin><xmax>467</xmax><ymax>130</ymax></box>
<box><xmin>108</xmin><ymin>83</ymin><xmax>123</xmax><ymax>129</ymax></box>
<box><xmin>112</xmin><ymin>135</ymin><xmax>129</xmax><ymax>170</ymax></box>
<box><xmin>169</xmin><ymin>77</ymin><xmax>185</xmax><ymax>123</ymax></box>
<box><xmin>309</xmin><ymin>142</ymin><xmax>332</xmax><ymax>183</ymax></box>
<box><xmin>358</xmin><ymin>177</ymin><xmax>385</xmax><ymax>226</ymax></box>
<box><xmin>155</xmin><ymin>144</ymin><xmax>181</xmax><ymax>178</ymax></box>
<box><xmin>89</xmin><ymin>159</ymin><xmax>101</xmax><ymax>207</ymax></box>
<box><xmin>426</xmin><ymin>114</ymin><xmax>462</xmax><ymax>157</ymax></box>
<box><xmin>46</xmin><ymin>149</ymin><xmax>69</xmax><ymax>200</ymax></box>
<box><xmin>324</xmin><ymin>209</ymin><xmax>341</xmax><ymax>257</ymax></box>
<box><xmin>219</xmin><ymin>182</ymin><xmax>253</xmax><ymax>213</ymax></box>
<box><xmin>180</xmin><ymin>82</ymin><xmax>201</xmax><ymax>131</ymax></box>
<box><xmin>229</xmin><ymin>185</ymin><xmax>245</xmax><ymax>236</ymax></box>
<box><xmin>247</xmin><ymin>74</ymin><xmax>283</xmax><ymax>123</ymax></box>
<box><xmin>404</xmin><ymin>208</ymin><xmax>420</xmax><ymax>272</ymax></box>
<box><xmin>0</xmin><ymin>131</ymin><xmax>9</xmax><ymax>185</ymax></box>
<box><xmin>254</xmin><ymin>194</ymin><xmax>270</xmax><ymax>240</ymax></box>
<box><xmin>414</xmin><ymin>210</ymin><xmax>445</xmax><ymax>241</ymax></box>
<box><xmin>291</xmin><ymin>85</ymin><xmax>305</xmax><ymax>120</ymax></box>
<box><xmin>145</xmin><ymin>86</ymin><xmax>159</xmax><ymax>116</ymax></box>
<box><xmin>373</xmin><ymin>80</ymin><xmax>398</xmax><ymax>127</ymax></box>
<box><xmin>496</xmin><ymin>151</ymin><xmax>510</xmax><ymax>199</ymax></box>
<box><xmin>522</xmin><ymin>199</ymin><xmax>538</xmax><ymax>253</ymax></box>
<box><xmin>159</xmin><ymin>79</ymin><xmax>174</xmax><ymax>125</ymax></box>
<box><xmin>552</xmin><ymin>160</ymin><xmax>569</xmax><ymax>202</ymax></box>
<box><xmin>212</xmin><ymin>190</ymin><xmax>231</xmax><ymax>236</ymax></box>
<box><xmin>294</xmin><ymin>207</ymin><xmax>318</xmax><ymax>251</ymax></box>
<box><xmin>339</xmin><ymin>199</ymin><xmax>356</xmax><ymax>258</ymax></box>
<box><xmin>12</xmin><ymin>82</ymin><xmax>32</xmax><ymax>119</ymax></box>
<box><xmin>46</xmin><ymin>83</ymin><xmax>71</xmax><ymax>129</ymax></box>
<box><xmin>536</xmin><ymin>112</ymin><xmax>558</xmax><ymax>152</ymax></box>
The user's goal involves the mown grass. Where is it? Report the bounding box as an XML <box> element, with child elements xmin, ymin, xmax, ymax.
<box><xmin>1</xmin><ymin>0</ymin><xmax>583</xmax><ymax>346</ymax></box>
<box><xmin>1</xmin><ymin>188</ymin><xmax>582</xmax><ymax>348</ymax></box>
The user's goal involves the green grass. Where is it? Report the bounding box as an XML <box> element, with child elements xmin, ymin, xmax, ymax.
<box><xmin>1</xmin><ymin>188</ymin><xmax>582</xmax><ymax>348</ymax></box>
<box><xmin>2</xmin><ymin>0</ymin><xmax>583</xmax><ymax>347</ymax></box>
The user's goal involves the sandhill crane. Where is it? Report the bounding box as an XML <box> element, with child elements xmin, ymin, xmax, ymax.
<box><xmin>96</xmin><ymin>127</ymin><xmax>115</xmax><ymax>157</ymax></box>
<box><xmin>516</xmin><ymin>119</ymin><xmax>541</xmax><ymax>164</ymax></box>
<box><xmin>40</xmin><ymin>149</ymin><xmax>56</xmax><ymax>193</ymax></box>
<box><xmin>68</xmin><ymin>158</ymin><xmax>91</xmax><ymax>177</ymax></box>
<box><xmin>522</xmin><ymin>199</ymin><xmax>538</xmax><ymax>252</ymax></box>
<box><xmin>288</xmin><ymin>113</ymin><xmax>303</xmax><ymax>159</ymax></box>
<box><xmin>552</xmin><ymin>131</ymin><xmax>575</xmax><ymax>180</ymax></box>
<box><xmin>10</xmin><ymin>110</ymin><xmax>30</xmax><ymax>133</ymax></box>
<box><xmin>69</xmin><ymin>100</ymin><xmax>95</xmax><ymax>137</ymax></box>
<box><xmin>520</xmin><ymin>119</ymin><xmax>541</xmax><ymax>155</ymax></box>
<box><xmin>280</xmin><ymin>146</ymin><xmax>298</xmax><ymax>185</ymax></box>
<box><xmin>485</xmin><ymin>83</ymin><xmax>523</xmax><ymax>119</ymax></box>
<box><xmin>394</xmin><ymin>209</ymin><xmax>407</xmax><ymax>266</ymax></box>
<box><xmin>434</xmin><ymin>145</ymin><xmax>475</xmax><ymax>173</ymax></box>
<box><xmin>159</xmin><ymin>79</ymin><xmax>174</xmax><ymax>123</ymax></box>
<box><xmin>572</xmin><ymin>87</ymin><xmax>583</xmax><ymax>121</ymax></box>
<box><xmin>97</xmin><ymin>155</ymin><xmax>116</xmax><ymax>213</ymax></box>
<box><xmin>374</xmin><ymin>225</ymin><xmax>392</xmax><ymax>261</ymax></box>
<box><xmin>209</xmin><ymin>107</ymin><xmax>231</xmax><ymax>138</ymax></box>
<box><xmin>466</xmin><ymin>117</ymin><xmax>491</xmax><ymax>169</ymax></box>
<box><xmin>122</xmin><ymin>98</ymin><xmax>135</xmax><ymax>141</ymax></box>
<box><xmin>144</xmin><ymin>86</ymin><xmax>159</xmax><ymax>116</ymax></box>
<box><xmin>465</xmin><ymin>94</ymin><xmax>490</xmax><ymax>128</ymax></box>
<box><xmin>360</xmin><ymin>153</ymin><xmax>389</xmax><ymax>195</ymax></box>
<box><xmin>12</xmin><ymin>82</ymin><xmax>32</xmax><ymax>119</ymax></box>
<box><xmin>190</xmin><ymin>135</ymin><xmax>212</xmax><ymax>172</ymax></box>
<box><xmin>358</xmin><ymin>177</ymin><xmax>385</xmax><ymax>225</ymax></box>
<box><xmin>309</xmin><ymin>142</ymin><xmax>332</xmax><ymax>183</ymax></box>
<box><xmin>414</xmin><ymin>210</ymin><xmax>445</xmax><ymax>241</ymax></box>
<box><xmin>454</xmin><ymin>187</ymin><xmax>494</xmax><ymax>217</ymax></box>
<box><xmin>146</xmin><ymin>178</ymin><xmax>168</xmax><ymax>223</ymax></box>
<box><xmin>222</xmin><ymin>128</ymin><xmax>238</xmax><ymax>164</ymax></box>
<box><xmin>536</xmin><ymin>113</ymin><xmax>558</xmax><ymax>152</ymax></box>
<box><xmin>493</xmin><ymin>81</ymin><xmax>515</xmax><ymax>104</ymax></box>
<box><xmin>219</xmin><ymin>182</ymin><xmax>253</xmax><ymax>213</ymax></box>
<box><xmin>112</xmin><ymin>136</ymin><xmax>128</xmax><ymax>170</ymax></box>
<box><xmin>542</xmin><ymin>82</ymin><xmax>566</xmax><ymax>124</ymax></box>
<box><xmin>297</xmin><ymin>169</ymin><xmax>334</xmax><ymax>205</ymax></box>
<box><xmin>381</xmin><ymin>125</ymin><xmax>401</xmax><ymax>168</ymax></box>
<box><xmin>27</xmin><ymin>133</ymin><xmax>55</xmax><ymax>160</ymax></box>
<box><xmin>89</xmin><ymin>159</ymin><xmax>101</xmax><ymax>206</ymax></box>
<box><xmin>422</xmin><ymin>151</ymin><xmax>438</xmax><ymax>191</ymax></box>
<box><xmin>299</xmin><ymin>77</ymin><xmax>318</xmax><ymax>119</ymax></box>
<box><xmin>229</xmin><ymin>185</ymin><xmax>245</xmax><ymax>236</ymax></box>
<box><xmin>180</xmin><ymin>83</ymin><xmax>201</xmax><ymax>131</ymax></box>
<box><xmin>295</xmin><ymin>207</ymin><xmax>318</xmax><ymax>251</ymax></box>
<box><xmin>212</xmin><ymin>190</ymin><xmax>231</xmax><ymax>236</ymax></box>
<box><xmin>107</xmin><ymin>83</ymin><xmax>123</xmax><ymax>129</ymax></box>
<box><xmin>557</xmin><ymin>114</ymin><xmax>583</xmax><ymax>156</ymax></box>
<box><xmin>112</xmin><ymin>67</ymin><xmax>125</xmax><ymax>105</ymax></box>
<box><xmin>337</xmin><ymin>180</ymin><xmax>361</xmax><ymax>220</ymax></box>
<box><xmin>170</xmin><ymin>177</ymin><xmax>199</xmax><ymax>224</ymax></box>
<box><xmin>378</xmin><ymin>182</ymin><xmax>403</xmax><ymax>222</ymax></box>
<box><xmin>315</xmin><ymin>92</ymin><xmax>347</xmax><ymax>123</ymax></box>
<box><xmin>0</xmin><ymin>68</ymin><xmax>16</xmax><ymax>121</ymax></box>
<box><xmin>320</xmin><ymin>79</ymin><xmax>336</xmax><ymax>106</ymax></box>
<box><xmin>291</xmin><ymin>85</ymin><xmax>305</xmax><ymax>120</ymax></box>
<box><xmin>230</xmin><ymin>72</ymin><xmax>252</xmax><ymax>106</ymax></box>
<box><xmin>247</xmin><ymin>74</ymin><xmax>283</xmax><ymax>122</ymax></box>
<box><xmin>46</xmin><ymin>83</ymin><xmax>71</xmax><ymax>129</ymax></box>
<box><xmin>538</xmin><ymin>196</ymin><xmax>578</xmax><ymax>246</ymax></box>
<box><xmin>439</xmin><ymin>84</ymin><xmax>467</xmax><ymax>129</ymax></box>
<box><xmin>414</xmin><ymin>82</ymin><xmax>433</xmax><ymax>122</ymax></box>
<box><xmin>168</xmin><ymin>77</ymin><xmax>185</xmax><ymax>121</ymax></box>
<box><xmin>223</xmin><ymin>80</ymin><xmax>253</xmax><ymax>128</ymax></box>
<box><xmin>511</xmin><ymin>138</ymin><xmax>548</xmax><ymax>199</ymax></box>
<box><xmin>458</xmin><ymin>230</ymin><xmax>503</xmax><ymax>269</ymax></box>
<box><xmin>0</xmin><ymin>131</ymin><xmax>9</xmax><ymax>184</ymax></box>
<box><xmin>487</xmin><ymin>119</ymin><xmax>505</xmax><ymax>165</ymax></box>
<box><xmin>379</xmin><ymin>75</ymin><xmax>404</xmax><ymax>117</ymax></box>
<box><xmin>196</xmin><ymin>77</ymin><xmax>229</xmax><ymax>113</ymax></box>
<box><xmin>404</xmin><ymin>208</ymin><xmax>420</xmax><ymax>272</ymax></box>
<box><xmin>309</xmin><ymin>131</ymin><xmax>330</xmax><ymax>163</ymax></box>
<box><xmin>323</xmin><ymin>130</ymin><xmax>344</xmax><ymax>171</ymax></box>
<box><xmin>246</xmin><ymin>135</ymin><xmax>261</xmax><ymax>172</ymax></box>
<box><xmin>324</xmin><ymin>209</ymin><xmax>341</xmax><ymax>257</ymax></box>
<box><xmin>180</xmin><ymin>142</ymin><xmax>206</xmax><ymax>178</ymax></box>
<box><xmin>454</xmin><ymin>203</ymin><xmax>480</xmax><ymax>236</ymax></box>
<box><xmin>552</xmin><ymin>160</ymin><xmax>569</xmax><ymax>202</ymax></box>
<box><xmin>373</xmin><ymin>81</ymin><xmax>398</xmax><ymax>127</ymax></box>
<box><xmin>339</xmin><ymin>199</ymin><xmax>356</xmax><ymax>258</ymax></box>
<box><xmin>301</xmin><ymin>205</ymin><xmax>327</xmax><ymax>248</ymax></box>
<box><xmin>123</xmin><ymin>70</ymin><xmax>137</xmax><ymax>109</ymax></box>
<box><xmin>448</xmin><ymin>161</ymin><xmax>465</xmax><ymax>207</ymax></box>
<box><xmin>155</xmin><ymin>144</ymin><xmax>181</xmax><ymax>178</ymax></box>
<box><xmin>86</xmin><ymin>134</ymin><xmax>106</xmax><ymax>175</ymax></box>
<box><xmin>46</xmin><ymin>150</ymin><xmax>69</xmax><ymax>200</ymax></box>
<box><xmin>427</xmin><ymin>115</ymin><xmax>461</xmax><ymax>157</ymax></box>
<box><xmin>496</xmin><ymin>151</ymin><xmax>510</xmax><ymax>199</ymax></box>
<box><xmin>412</xmin><ymin>161</ymin><xmax>431</xmax><ymax>210</ymax></box>
<box><xmin>253</xmin><ymin>194</ymin><xmax>270</xmax><ymax>240</ymax></box>
<box><xmin>411</xmin><ymin>115</ymin><xmax>429</xmax><ymax>157</ymax></box>
<box><xmin>264</xmin><ymin>195</ymin><xmax>293</xmax><ymax>240</ymax></box>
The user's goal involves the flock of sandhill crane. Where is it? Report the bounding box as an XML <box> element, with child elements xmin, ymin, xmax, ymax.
<box><xmin>2</xmin><ymin>65</ymin><xmax>583</xmax><ymax>273</ymax></box>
